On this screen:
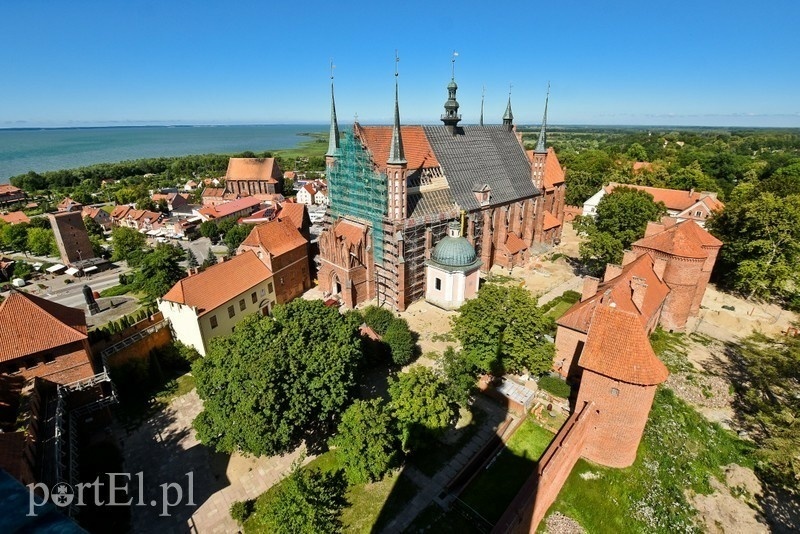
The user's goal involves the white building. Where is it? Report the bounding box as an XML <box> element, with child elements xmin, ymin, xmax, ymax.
<box><xmin>296</xmin><ymin>183</ymin><xmax>316</xmax><ymax>206</ymax></box>
<box><xmin>158</xmin><ymin>250</ymin><xmax>275</xmax><ymax>356</ymax></box>
<box><xmin>424</xmin><ymin>222</ymin><xmax>482</xmax><ymax>310</ymax></box>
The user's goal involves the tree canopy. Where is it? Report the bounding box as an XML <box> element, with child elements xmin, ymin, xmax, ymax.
<box><xmin>132</xmin><ymin>243</ymin><xmax>185</xmax><ymax>301</ymax></box>
<box><xmin>451</xmin><ymin>283</ymin><xmax>554</xmax><ymax>375</ymax></box>
<box><xmin>388</xmin><ymin>366</ymin><xmax>453</xmax><ymax>451</ymax></box>
<box><xmin>193</xmin><ymin>299</ymin><xmax>363</xmax><ymax>456</ymax></box>
<box><xmin>110</xmin><ymin>226</ymin><xmax>147</xmax><ymax>264</ymax></box>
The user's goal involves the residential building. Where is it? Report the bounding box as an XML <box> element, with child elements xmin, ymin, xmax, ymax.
<box><xmin>0</xmin><ymin>211</ymin><xmax>30</xmax><ymax>225</ymax></box>
<box><xmin>224</xmin><ymin>158</ymin><xmax>283</xmax><ymax>197</ymax></box>
<box><xmin>56</xmin><ymin>197</ymin><xmax>83</xmax><ymax>212</ymax></box>
<box><xmin>158</xmin><ymin>250</ymin><xmax>276</xmax><ymax>356</ymax></box>
<box><xmin>582</xmin><ymin>183</ymin><xmax>724</xmax><ymax>227</ymax></box>
<box><xmin>48</xmin><ymin>211</ymin><xmax>95</xmax><ymax>267</ymax></box>
<box><xmin>152</xmin><ymin>192</ymin><xmax>190</xmax><ymax>213</ymax></box>
<box><xmin>237</xmin><ymin>219</ymin><xmax>310</xmax><ymax>304</ymax></box>
<box><xmin>318</xmin><ymin>73</ymin><xmax>564</xmax><ymax>310</ymax></box>
<box><xmin>0</xmin><ymin>184</ymin><xmax>25</xmax><ymax>207</ymax></box>
<box><xmin>196</xmin><ymin>196</ymin><xmax>262</xmax><ymax>223</ymax></box>
<box><xmin>81</xmin><ymin>206</ymin><xmax>112</xmax><ymax>231</ymax></box>
<box><xmin>296</xmin><ymin>183</ymin><xmax>316</xmax><ymax>205</ymax></box>
<box><xmin>200</xmin><ymin>187</ymin><xmax>233</xmax><ymax>207</ymax></box>
<box><xmin>314</xmin><ymin>186</ymin><xmax>329</xmax><ymax>206</ymax></box>
<box><xmin>276</xmin><ymin>202</ymin><xmax>311</xmax><ymax>238</ymax></box>
<box><xmin>109</xmin><ymin>205</ymin><xmax>164</xmax><ymax>231</ymax></box>
<box><xmin>0</xmin><ymin>291</ymin><xmax>95</xmax><ymax>384</ymax></box>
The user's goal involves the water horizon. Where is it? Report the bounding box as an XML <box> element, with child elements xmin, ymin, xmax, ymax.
<box><xmin>0</xmin><ymin>124</ymin><xmax>327</xmax><ymax>184</ymax></box>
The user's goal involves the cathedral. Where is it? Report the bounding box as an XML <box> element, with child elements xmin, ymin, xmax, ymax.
<box><xmin>317</xmin><ymin>68</ymin><xmax>566</xmax><ymax>311</ymax></box>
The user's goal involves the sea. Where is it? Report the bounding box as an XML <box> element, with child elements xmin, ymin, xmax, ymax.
<box><xmin>0</xmin><ymin>124</ymin><xmax>327</xmax><ymax>183</ymax></box>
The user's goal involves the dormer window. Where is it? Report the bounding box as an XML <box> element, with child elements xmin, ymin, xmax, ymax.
<box><xmin>472</xmin><ymin>184</ymin><xmax>491</xmax><ymax>206</ymax></box>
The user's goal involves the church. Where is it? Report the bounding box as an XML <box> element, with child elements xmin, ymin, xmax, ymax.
<box><xmin>317</xmin><ymin>67</ymin><xmax>566</xmax><ymax>311</ymax></box>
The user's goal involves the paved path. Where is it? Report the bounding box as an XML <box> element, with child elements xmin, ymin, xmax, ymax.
<box><xmin>536</xmin><ymin>275</ymin><xmax>583</xmax><ymax>307</ymax></box>
<box><xmin>382</xmin><ymin>398</ymin><xmax>510</xmax><ymax>533</ymax></box>
<box><xmin>119</xmin><ymin>389</ymin><xmax>307</xmax><ymax>534</ymax></box>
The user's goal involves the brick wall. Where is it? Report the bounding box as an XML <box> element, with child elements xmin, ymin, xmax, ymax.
<box><xmin>553</xmin><ymin>326</ymin><xmax>586</xmax><ymax>380</ymax></box>
<box><xmin>576</xmin><ymin>371</ymin><xmax>657</xmax><ymax>468</ymax></box>
<box><xmin>0</xmin><ymin>341</ymin><xmax>95</xmax><ymax>386</ymax></box>
<box><xmin>272</xmin><ymin>245</ymin><xmax>311</xmax><ymax>304</ymax></box>
<box><xmin>106</xmin><ymin>325</ymin><xmax>173</xmax><ymax>369</ymax></box>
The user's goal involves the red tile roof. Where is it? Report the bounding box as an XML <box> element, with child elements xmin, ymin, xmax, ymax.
<box><xmin>632</xmin><ymin>219</ymin><xmax>722</xmax><ymax>259</ymax></box>
<box><xmin>0</xmin><ymin>211</ymin><xmax>30</xmax><ymax>225</ymax></box>
<box><xmin>276</xmin><ymin>202</ymin><xmax>308</xmax><ymax>231</ymax></box>
<box><xmin>503</xmin><ymin>233</ymin><xmax>526</xmax><ymax>255</ymax></box>
<box><xmin>558</xmin><ymin>253</ymin><xmax>670</xmax><ymax>334</ymax></box>
<box><xmin>579</xmin><ymin>304</ymin><xmax>669</xmax><ymax>386</ymax></box>
<box><xmin>543</xmin><ymin>148</ymin><xmax>566</xmax><ymax>188</ymax></box>
<box><xmin>605</xmin><ymin>183</ymin><xmax>722</xmax><ymax>212</ymax></box>
<box><xmin>0</xmin><ymin>184</ymin><xmax>22</xmax><ymax>195</ymax></box>
<box><xmin>357</xmin><ymin>125</ymin><xmax>440</xmax><ymax>170</ymax></box>
<box><xmin>632</xmin><ymin>161</ymin><xmax>653</xmax><ymax>172</ymax></box>
<box><xmin>0</xmin><ymin>291</ymin><xmax>87</xmax><ymax>362</ymax></box>
<box><xmin>542</xmin><ymin>211</ymin><xmax>561</xmax><ymax>231</ymax></box>
<box><xmin>161</xmin><ymin>250</ymin><xmax>272</xmax><ymax>316</ymax></box>
<box><xmin>240</xmin><ymin>219</ymin><xmax>307</xmax><ymax>257</ymax></box>
<box><xmin>225</xmin><ymin>158</ymin><xmax>282</xmax><ymax>183</ymax></box>
<box><xmin>201</xmin><ymin>187</ymin><xmax>226</xmax><ymax>198</ymax></box>
<box><xmin>110</xmin><ymin>205</ymin><xmax>132</xmax><ymax>219</ymax></box>
<box><xmin>198</xmin><ymin>197</ymin><xmax>262</xmax><ymax>219</ymax></box>
<box><xmin>334</xmin><ymin>219</ymin><xmax>366</xmax><ymax>247</ymax></box>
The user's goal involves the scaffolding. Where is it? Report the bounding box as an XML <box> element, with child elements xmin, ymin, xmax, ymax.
<box><xmin>329</xmin><ymin>129</ymin><xmax>388</xmax><ymax>265</ymax></box>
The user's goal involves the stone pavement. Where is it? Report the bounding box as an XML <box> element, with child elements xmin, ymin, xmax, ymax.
<box><xmin>381</xmin><ymin>398</ymin><xmax>511</xmax><ymax>533</ymax></box>
<box><xmin>119</xmin><ymin>389</ymin><xmax>308</xmax><ymax>534</ymax></box>
<box><xmin>536</xmin><ymin>275</ymin><xmax>583</xmax><ymax>307</ymax></box>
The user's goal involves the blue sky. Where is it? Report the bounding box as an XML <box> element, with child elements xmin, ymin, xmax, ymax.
<box><xmin>1</xmin><ymin>0</ymin><xmax>798</xmax><ymax>127</ymax></box>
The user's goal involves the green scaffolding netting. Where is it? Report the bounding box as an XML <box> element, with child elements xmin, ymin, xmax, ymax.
<box><xmin>329</xmin><ymin>128</ymin><xmax>387</xmax><ymax>264</ymax></box>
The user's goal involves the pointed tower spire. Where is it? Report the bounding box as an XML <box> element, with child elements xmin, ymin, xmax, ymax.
<box><xmin>479</xmin><ymin>86</ymin><xmax>485</xmax><ymax>127</ymax></box>
<box><xmin>387</xmin><ymin>51</ymin><xmax>406</xmax><ymax>165</ymax></box>
<box><xmin>325</xmin><ymin>60</ymin><xmax>340</xmax><ymax>158</ymax></box>
<box><xmin>441</xmin><ymin>51</ymin><xmax>461</xmax><ymax>133</ymax></box>
<box><xmin>535</xmin><ymin>82</ymin><xmax>550</xmax><ymax>154</ymax></box>
<box><xmin>502</xmin><ymin>85</ymin><xmax>514</xmax><ymax>130</ymax></box>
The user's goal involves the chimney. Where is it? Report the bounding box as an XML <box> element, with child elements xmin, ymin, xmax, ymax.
<box><xmin>604</xmin><ymin>263</ymin><xmax>623</xmax><ymax>282</ymax></box>
<box><xmin>689</xmin><ymin>188</ymin><xmax>695</xmax><ymax>197</ymax></box>
<box><xmin>581</xmin><ymin>276</ymin><xmax>600</xmax><ymax>302</ymax></box>
<box><xmin>622</xmin><ymin>249</ymin><xmax>638</xmax><ymax>266</ymax></box>
<box><xmin>653</xmin><ymin>257</ymin><xmax>667</xmax><ymax>280</ymax></box>
<box><xmin>631</xmin><ymin>276</ymin><xmax>648</xmax><ymax>312</ymax></box>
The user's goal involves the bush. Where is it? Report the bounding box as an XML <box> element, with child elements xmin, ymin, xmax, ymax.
<box><xmin>363</xmin><ymin>305</ymin><xmax>394</xmax><ymax>335</ymax></box>
<box><xmin>230</xmin><ymin>499</ymin><xmax>254</xmax><ymax>524</ymax></box>
<box><xmin>383</xmin><ymin>318</ymin><xmax>415</xmax><ymax>366</ymax></box>
<box><xmin>537</xmin><ymin>375</ymin><xmax>571</xmax><ymax>398</ymax></box>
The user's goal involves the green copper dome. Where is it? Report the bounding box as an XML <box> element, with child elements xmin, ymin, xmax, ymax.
<box><xmin>431</xmin><ymin>236</ymin><xmax>477</xmax><ymax>267</ymax></box>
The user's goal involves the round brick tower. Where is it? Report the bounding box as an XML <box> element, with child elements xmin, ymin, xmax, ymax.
<box><xmin>576</xmin><ymin>304</ymin><xmax>669</xmax><ymax>468</ymax></box>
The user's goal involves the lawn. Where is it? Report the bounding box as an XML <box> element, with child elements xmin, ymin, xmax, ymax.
<box><xmin>244</xmin><ymin>450</ymin><xmax>420</xmax><ymax>533</ymax></box>
<box><xmin>459</xmin><ymin>418</ymin><xmax>554</xmax><ymax>525</ymax></box>
<box><xmin>543</xmin><ymin>387</ymin><xmax>753</xmax><ymax>533</ymax></box>
<box><xmin>544</xmin><ymin>300</ymin><xmax>573</xmax><ymax>321</ymax></box>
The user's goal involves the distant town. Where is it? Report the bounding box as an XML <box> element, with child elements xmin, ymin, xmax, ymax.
<box><xmin>0</xmin><ymin>76</ymin><xmax>798</xmax><ymax>534</ymax></box>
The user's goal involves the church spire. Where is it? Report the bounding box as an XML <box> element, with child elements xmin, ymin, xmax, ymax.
<box><xmin>441</xmin><ymin>51</ymin><xmax>461</xmax><ymax>133</ymax></box>
<box><xmin>503</xmin><ymin>85</ymin><xmax>514</xmax><ymax>130</ymax></box>
<box><xmin>387</xmin><ymin>51</ymin><xmax>406</xmax><ymax>165</ymax></box>
<box><xmin>325</xmin><ymin>60</ymin><xmax>340</xmax><ymax>158</ymax></box>
<box><xmin>535</xmin><ymin>82</ymin><xmax>550</xmax><ymax>154</ymax></box>
<box><xmin>479</xmin><ymin>86</ymin><xmax>485</xmax><ymax>127</ymax></box>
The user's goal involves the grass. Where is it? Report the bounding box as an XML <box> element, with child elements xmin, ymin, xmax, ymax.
<box><xmin>273</xmin><ymin>133</ymin><xmax>328</xmax><ymax>160</ymax></box>
<box><xmin>459</xmin><ymin>419</ymin><xmax>554</xmax><ymax>524</ymax></box>
<box><xmin>99</xmin><ymin>283</ymin><xmax>135</xmax><ymax>297</ymax></box>
<box><xmin>244</xmin><ymin>450</ymin><xmax>420</xmax><ymax>533</ymax></box>
<box><xmin>544</xmin><ymin>387</ymin><xmax>753</xmax><ymax>533</ymax></box>
<box><xmin>536</xmin><ymin>375</ymin><xmax>571</xmax><ymax>398</ymax></box>
<box><xmin>410</xmin><ymin>408</ymin><xmax>486</xmax><ymax>477</ymax></box>
<box><xmin>649</xmin><ymin>327</ymin><xmax>693</xmax><ymax>373</ymax></box>
<box><xmin>544</xmin><ymin>300</ymin><xmax>573</xmax><ymax>320</ymax></box>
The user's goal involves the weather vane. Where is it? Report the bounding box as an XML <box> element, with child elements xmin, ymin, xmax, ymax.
<box><xmin>394</xmin><ymin>50</ymin><xmax>400</xmax><ymax>77</ymax></box>
<box><xmin>451</xmin><ymin>50</ymin><xmax>458</xmax><ymax>78</ymax></box>
<box><xmin>330</xmin><ymin>59</ymin><xmax>335</xmax><ymax>80</ymax></box>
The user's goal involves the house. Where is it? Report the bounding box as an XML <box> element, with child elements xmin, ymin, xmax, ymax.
<box><xmin>237</xmin><ymin>219</ymin><xmax>310</xmax><ymax>304</ymax></box>
<box><xmin>200</xmin><ymin>187</ymin><xmax>234</xmax><ymax>207</ymax></box>
<box><xmin>158</xmin><ymin>250</ymin><xmax>276</xmax><ymax>356</ymax></box>
<box><xmin>0</xmin><ymin>211</ymin><xmax>30</xmax><ymax>225</ymax></box>
<box><xmin>314</xmin><ymin>184</ymin><xmax>329</xmax><ymax>206</ymax></box>
<box><xmin>276</xmin><ymin>202</ymin><xmax>311</xmax><ymax>239</ymax></box>
<box><xmin>152</xmin><ymin>192</ymin><xmax>190</xmax><ymax>213</ymax></box>
<box><xmin>0</xmin><ymin>184</ymin><xmax>25</xmax><ymax>207</ymax></box>
<box><xmin>296</xmin><ymin>183</ymin><xmax>317</xmax><ymax>205</ymax></box>
<box><xmin>56</xmin><ymin>197</ymin><xmax>83</xmax><ymax>212</ymax></box>
<box><xmin>0</xmin><ymin>291</ymin><xmax>96</xmax><ymax>384</ymax></box>
<box><xmin>224</xmin><ymin>158</ymin><xmax>283</xmax><ymax>197</ymax></box>
<box><xmin>110</xmin><ymin>206</ymin><xmax>163</xmax><ymax>231</ymax></box>
<box><xmin>582</xmin><ymin>183</ymin><xmax>724</xmax><ymax>227</ymax></box>
<box><xmin>196</xmin><ymin>196</ymin><xmax>262</xmax><ymax>223</ymax></box>
<box><xmin>319</xmin><ymin>74</ymin><xmax>564</xmax><ymax>310</ymax></box>
<box><xmin>81</xmin><ymin>206</ymin><xmax>112</xmax><ymax>231</ymax></box>
<box><xmin>184</xmin><ymin>180</ymin><xmax>199</xmax><ymax>191</ymax></box>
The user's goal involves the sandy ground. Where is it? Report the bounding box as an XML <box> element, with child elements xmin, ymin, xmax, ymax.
<box><xmin>687</xmin><ymin>466</ymin><xmax>769</xmax><ymax>534</ymax></box>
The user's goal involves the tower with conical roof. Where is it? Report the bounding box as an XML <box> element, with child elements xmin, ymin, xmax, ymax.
<box><xmin>502</xmin><ymin>90</ymin><xmax>514</xmax><ymax>131</ymax></box>
<box><xmin>530</xmin><ymin>85</ymin><xmax>550</xmax><ymax>189</ymax></box>
<box><xmin>387</xmin><ymin>52</ymin><xmax>407</xmax><ymax>221</ymax></box>
<box><xmin>535</xmin><ymin>83</ymin><xmax>550</xmax><ymax>154</ymax></box>
<box><xmin>325</xmin><ymin>62</ymin><xmax>341</xmax><ymax>169</ymax></box>
<box><xmin>441</xmin><ymin>53</ymin><xmax>462</xmax><ymax>134</ymax></box>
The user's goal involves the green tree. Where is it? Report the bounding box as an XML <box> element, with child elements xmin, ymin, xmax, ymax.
<box><xmin>362</xmin><ymin>305</ymin><xmax>395</xmax><ymax>335</ymax></box>
<box><xmin>255</xmin><ymin>460</ymin><xmax>347</xmax><ymax>534</ymax></box>
<box><xmin>451</xmin><ymin>284</ymin><xmax>554</xmax><ymax>374</ymax></box>
<box><xmin>330</xmin><ymin>399</ymin><xmax>400</xmax><ymax>484</ymax></box>
<box><xmin>564</xmin><ymin>170</ymin><xmax>604</xmax><ymax>206</ymax></box>
<box><xmin>203</xmin><ymin>247</ymin><xmax>218</xmax><ymax>267</ymax></box>
<box><xmin>133</xmin><ymin>243</ymin><xmax>185</xmax><ymax>301</ymax></box>
<box><xmin>383</xmin><ymin>318</ymin><xmax>415</xmax><ymax>366</ymax></box>
<box><xmin>224</xmin><ymin>224</ymin><xmax>253</xmax><ymax>252</ymax></box>
<box><xmin>199</xmin><ymin>221</ymin><xmax>220</xmax><ymax>241</ymax></box>
<box><xmin>388</xmin><ymin>366</ymin><xmax>453</xmax><ymax>450</ymax></box>
<box><xmin>83</xmin><ymin>216</ymin><xmax>105</xmax><ymax>238</ymax></box>
<box><xmin>111</xmin><ymin>226</ymin><xmax>147</xmax><ymax>263</ymax></box>
<box><xmin>626</xmin><ymin>142</ymin><xmax>648</xmax><ymax>161</ymax></box>
<box><xmin>186</xmin><ymin>248</ymin><xmax>199</xmax><ymax>269</ymax></box>
<box><xmin>26</xmin><ymin>227</ymin><xmax>57</xmax><ymax>257</ymax></box>
<box><xmin>4</xmin><ymin>223</ymin><xmax>29</xmax><ymax>253</ymax></box>
<box><xmin>193</xmin><ymin>300</ymin><xmax>363</xmax><ymax>456</ymax></box>
<box><xmin>707</xmin><ymin>185</ymin><xmax>800</xmax><ymax>301</ymax></box>
<box><xmin>438</xmin><ymin>346</ymin><xmax>477</xmax><ymax>408</ymax></box>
